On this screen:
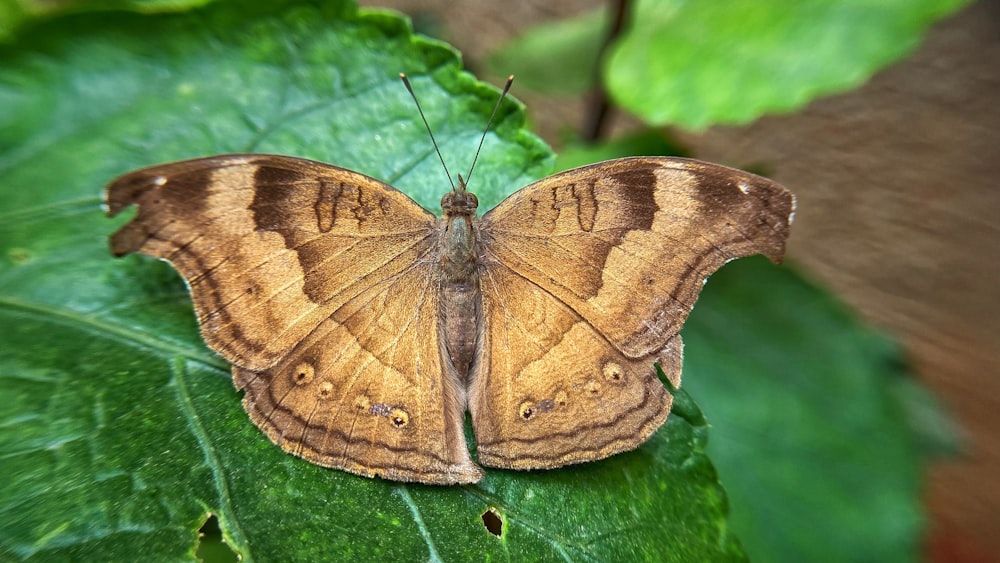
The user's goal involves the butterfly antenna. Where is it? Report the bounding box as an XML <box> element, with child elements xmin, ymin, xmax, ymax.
<box><xmin>464</xmin><ymin>75</ymin><xmax>514</xmax><ymax>188</ymax></box>
<box><xmin>400</xmin><ymin>73</ymin><xmax>455</xmax><ymax>191</ymax></box>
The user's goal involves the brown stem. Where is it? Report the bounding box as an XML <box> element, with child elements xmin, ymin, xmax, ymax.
<box><xmin>582</xmin><ymin>0</ymin><xmax>630</xmax><ymax>142</ymax></box>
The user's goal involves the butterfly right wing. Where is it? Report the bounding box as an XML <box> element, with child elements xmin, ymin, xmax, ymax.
<box><xmin>470</xmin><ymin>157</ymin><xmax>792</xmax><ymax>469</ymax></box>
<box><xmin>106</xmin><ymin>155</ymin><xmax>481</xmax><ymax>483</ymax></box>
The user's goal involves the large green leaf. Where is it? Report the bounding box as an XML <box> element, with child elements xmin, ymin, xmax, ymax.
<box><xmin>607</xmin><ymin>0</ymin><xmax>971</xmax><ymax>128</ymax></box>
<box><xmin>0</xmin><ymin>1</ymin><xmax>745</xmax><ymax>560</ymax></box>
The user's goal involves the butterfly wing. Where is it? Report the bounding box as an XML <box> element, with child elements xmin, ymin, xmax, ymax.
<box><xmin>106</xmin><ymin>155</ymin><xmax>481</xmax><ymax>484</ymax></box>
<box><xmin>472</xmin><ymin>157</ymin><xmax>793</xmax><ymax>468</ymax></box>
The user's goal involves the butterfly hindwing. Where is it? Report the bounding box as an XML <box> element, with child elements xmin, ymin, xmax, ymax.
<box><xmin>233</xmin><ymin>259</ymin><xmax>481</xmax><ymax>484</ymax></box>
<box><xmin>471</xmin><ymin>261</ymin><xmax>682</xmax><ymax>469</ymax></box>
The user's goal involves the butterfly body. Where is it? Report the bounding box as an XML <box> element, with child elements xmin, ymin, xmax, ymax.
<box><xmin>439</xmin><ymin>184</ymin><xmax>482</xmax><ymax>383</ymax></box>
<box><xmin>105</xmin><ymin>154</ymin><xmax>793</xmax><ymax>484</ymax></box>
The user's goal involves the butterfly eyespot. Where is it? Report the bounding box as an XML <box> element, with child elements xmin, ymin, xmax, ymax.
<box><xmin>390</xmin><ymin>408</ymin><xmax>409</xmax><ymax>428</ymax></box>
<box><xmin>317</xmin><ymin>381</ymin><xmax>334</xmax><ymax>399</ymax></box>
<box><xmin>518</xmin><ymin>401</ymin><xmax>535</xmax><ymax>420</ymax></box>
<box><xmin>354</xmin><ymin>395</ymin><xmax>371</xmax><ymax>411</ymax></box>
<box><xmin>246</xmin><ymin>287</ymin><xmax>254</xmax><ymax>295</ymax></box>
<box><xmin>292</xmin><ymin>362</ymin><xmax>315</xmax><ymax>385</ymax></box>
<box><xmin>603</xmin><ymin>362</ymin><xmax>624</xmax><ymax>382</ymax></box>
<box><xmin>585</xmin><ymin>380</ymin><xmax>601</xmax><ymax>396</ymax></box>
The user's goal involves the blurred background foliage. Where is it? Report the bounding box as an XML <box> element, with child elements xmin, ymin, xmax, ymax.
<box><xmin>0</xmin><ymin>0</ymin><xmax>979</xmax><ymax>561</ymax></box>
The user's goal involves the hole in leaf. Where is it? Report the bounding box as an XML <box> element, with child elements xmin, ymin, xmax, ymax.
<box><xmin>196</xmin><ymin>513</ymin><xmax>238</xmax><ymax>563</ymax></box>
<box><xmin>481</xmin><ymin>507</ymin><xmax>503</xmax><ymax>537</ymax></box>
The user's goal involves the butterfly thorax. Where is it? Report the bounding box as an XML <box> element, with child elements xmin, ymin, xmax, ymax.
<box><xmin>439</xmin><ymin>186</ymin><xmax>481</xmax><ymax>384</ymax></box>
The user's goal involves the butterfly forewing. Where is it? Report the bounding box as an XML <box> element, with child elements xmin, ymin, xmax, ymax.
<box><xmin>105</xmin><ymin>155</ymin><xmax>439</xmax><ymax>370</ymax></box>
<box><xmin>478</xmin><ymin>157</ymin><xmax>794</xmax><ymax>358</ymax></box>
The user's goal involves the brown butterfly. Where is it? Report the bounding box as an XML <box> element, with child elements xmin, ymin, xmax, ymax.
<box><xmin>104</xmin><ymin>78</ymin><xmax>794</xmax><ymax>485</ymax></box>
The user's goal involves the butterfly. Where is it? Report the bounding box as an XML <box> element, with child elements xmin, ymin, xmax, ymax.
<box><xmin>104</xmin><ymin>78</ymin><xmax>794</xmax><ymax>485</ymax></box>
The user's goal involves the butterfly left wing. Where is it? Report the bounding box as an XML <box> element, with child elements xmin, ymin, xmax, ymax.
<box><xmin>471</xmin><ymin>157</ymin><xmax>793</xmax><ymax>469</ymax></box>
<box><xmin>105</xmin><ymin>154</ymin><xmax>482</xmax><ymax>484</ymax></box>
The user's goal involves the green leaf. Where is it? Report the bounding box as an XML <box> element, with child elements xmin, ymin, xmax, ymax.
<box><xmin>0</xmin><ymin>1</ymin><xmax>745</xmax><ymax>560</ymax></box>
<box><xmin>607</xmin><ymin>0</ymin><xmax>971</xmax><ymax>128</ymax></box>
<box><xmin>684</xmin><ymin>258</ymin><xmax>933</xmax><ymax>562</ymax></box>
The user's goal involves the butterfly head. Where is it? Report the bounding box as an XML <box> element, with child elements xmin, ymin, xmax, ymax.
<box><xmin>441</xmin><ymin>174</ymin><xmax>479</xmax><ymax>218</ymax></box>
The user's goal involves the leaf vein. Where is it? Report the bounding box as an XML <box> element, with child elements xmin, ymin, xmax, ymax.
<box><xmin>170</xmin><ymin>358</ymin><xmax>252</xmax><ymax>562</ymax></box>
<box><xmin>395</xmin><ymin>486</ymin><xmax>444</xmax><ymax>563</ymax></box>
<box><xmin>0</xmin><ymin>296</ymin><xmax>223</xmax><ymax>370</ymax></box>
